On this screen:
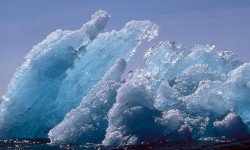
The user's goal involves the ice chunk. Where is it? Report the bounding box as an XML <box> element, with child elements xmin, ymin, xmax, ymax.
<box><xmin>154</xmin><ymin>81</ymin><xmax>182</xmax><ymax>111</ymax></box>
<box><xmin>142</xmin><ymin>43</ymin><xmax>242</xmax><ymax>94</ymax></box>
<box><xmin>155</xmin><ymin>109</ymin><xmax>184</xmax><ymax>134</ymax></box>
<box><xmin>0</xmin><ymin>10</ymin><xmax>110</xmax><ymax>138</ymax></box>
<box><xmin>183</xmin><ymin>63</ymin><xmax>250</xmax><ymax>124</ymax></box>
<box><xmin>144</xmin><ymin>41</ymin><xmax>184</xmax><ymax>78</ymax></box>
<box><xmin>172</xmin><ymin>65</ymin><xmax>226</xmax><ymax>96</ymax></box>
<box><xmin>103</xmin><ymin>106</ymin><xmax>164</xmax><ymax>145</ymax></box>
<box><xmin>226</xmin><ymin>63</ymin><xmax>250</xmax><ymax>125</ymax></box>
<box><xmin>103</xmin><ymin>77</ymin><xmax>190</xmax><ymax>146</ymax></box>
<box><xmin>102</xmin><ymin>78</ymin><xmax>159</xmax><ymax>145</ymax></box>
<box><xmin>0</xmin><ymin>11</ymin><xmax>159</xmax><ymax>138</ymax></box>
<box><xmin>102</xmin><ymin>41</ymin><xmax>248</xmax><ymax>146</ymax></box>
<box><xmin>49</xmin><ymin>59</ymin><xmax>126</xmax><ymax>144</ymax></box>
<box><xmin>183</xmin><ymin>45</ymin><xmax>242</xmax><ymax>73</ymax></box>
<box><xmin>111</xmin><ymin>41</ymin><xmax>248</xmax><ymax>143</ymax></box>
<box><xmin>213</xmin><ymin>112</ymin><xmax>248</xmax><ymax>139</ymax></box>
<box><xmin>143</xmin><ymin>41</ymin><xmax>184</xmax><ymax>90</ymax></box>
<box><xmin>53</xmin><ymin>20</ymin><xmax>159</xmax><ymax>117</ymax></box>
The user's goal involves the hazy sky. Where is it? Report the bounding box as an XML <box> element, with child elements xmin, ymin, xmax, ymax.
<box><xmin>1</xmin><ymin>0</ymin><xmax>250</xmax><ymax>96</ymax></box>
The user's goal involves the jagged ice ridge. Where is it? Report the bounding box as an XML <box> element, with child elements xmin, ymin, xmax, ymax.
<box><xmin>0</xmin><ymin>10</ymin><xmax>250</xmax><ymax>146</ymax></box>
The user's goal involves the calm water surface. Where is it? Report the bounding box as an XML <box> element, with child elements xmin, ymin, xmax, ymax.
<box><xmin>1</xmin><ymin>137</ymin><xmax>250</xmax><ymax>149</ymax></box>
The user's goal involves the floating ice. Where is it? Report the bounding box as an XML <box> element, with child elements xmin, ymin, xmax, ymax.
<box><xmin>0</xmin><ymin>10</ymin><xmax>158</xmax><ymax>138</ymax></box>
<box><xmin>0</xmin><ymin>10</ymin><xmax>249</xmax><ymax>146</ymax></box>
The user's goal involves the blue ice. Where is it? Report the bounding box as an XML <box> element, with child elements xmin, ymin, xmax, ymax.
<box><xmin>0</xmin><ymin>10</ymin><xmax>249</xmax><ymax>146</ymax></box>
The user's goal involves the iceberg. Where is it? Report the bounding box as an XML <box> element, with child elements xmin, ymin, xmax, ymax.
<box><xmin>0</xmin><ymin>10</ymin><xmax>159</xmax><ymax>138</ymax></box>
<box><xmin>1</xmin><ymin>10</ymin><xmax>250</xmax><ymax>146</ymax></box>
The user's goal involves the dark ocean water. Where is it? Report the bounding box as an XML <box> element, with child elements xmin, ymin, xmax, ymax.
<box><xmin>1</xmin><ymin>137</ymin><xmax>250</xmax><ymax>150</ymax></box>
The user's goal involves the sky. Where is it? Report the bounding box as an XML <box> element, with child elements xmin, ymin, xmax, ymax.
<box><xmin>0</xmin><ymin>0</ymin><xmax>250</xmax><ymax>96</ymax></box>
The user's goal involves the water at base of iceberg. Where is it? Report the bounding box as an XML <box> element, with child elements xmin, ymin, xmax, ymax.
<box><xmin>1</xmin><ymin>10</ymin><xmax>250</xmax><ymax>149</ymax></box>
<box><xmin>1</xmin><ymin>137</ymin><xmax>250</xmax><ymax>149</ymax></box>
